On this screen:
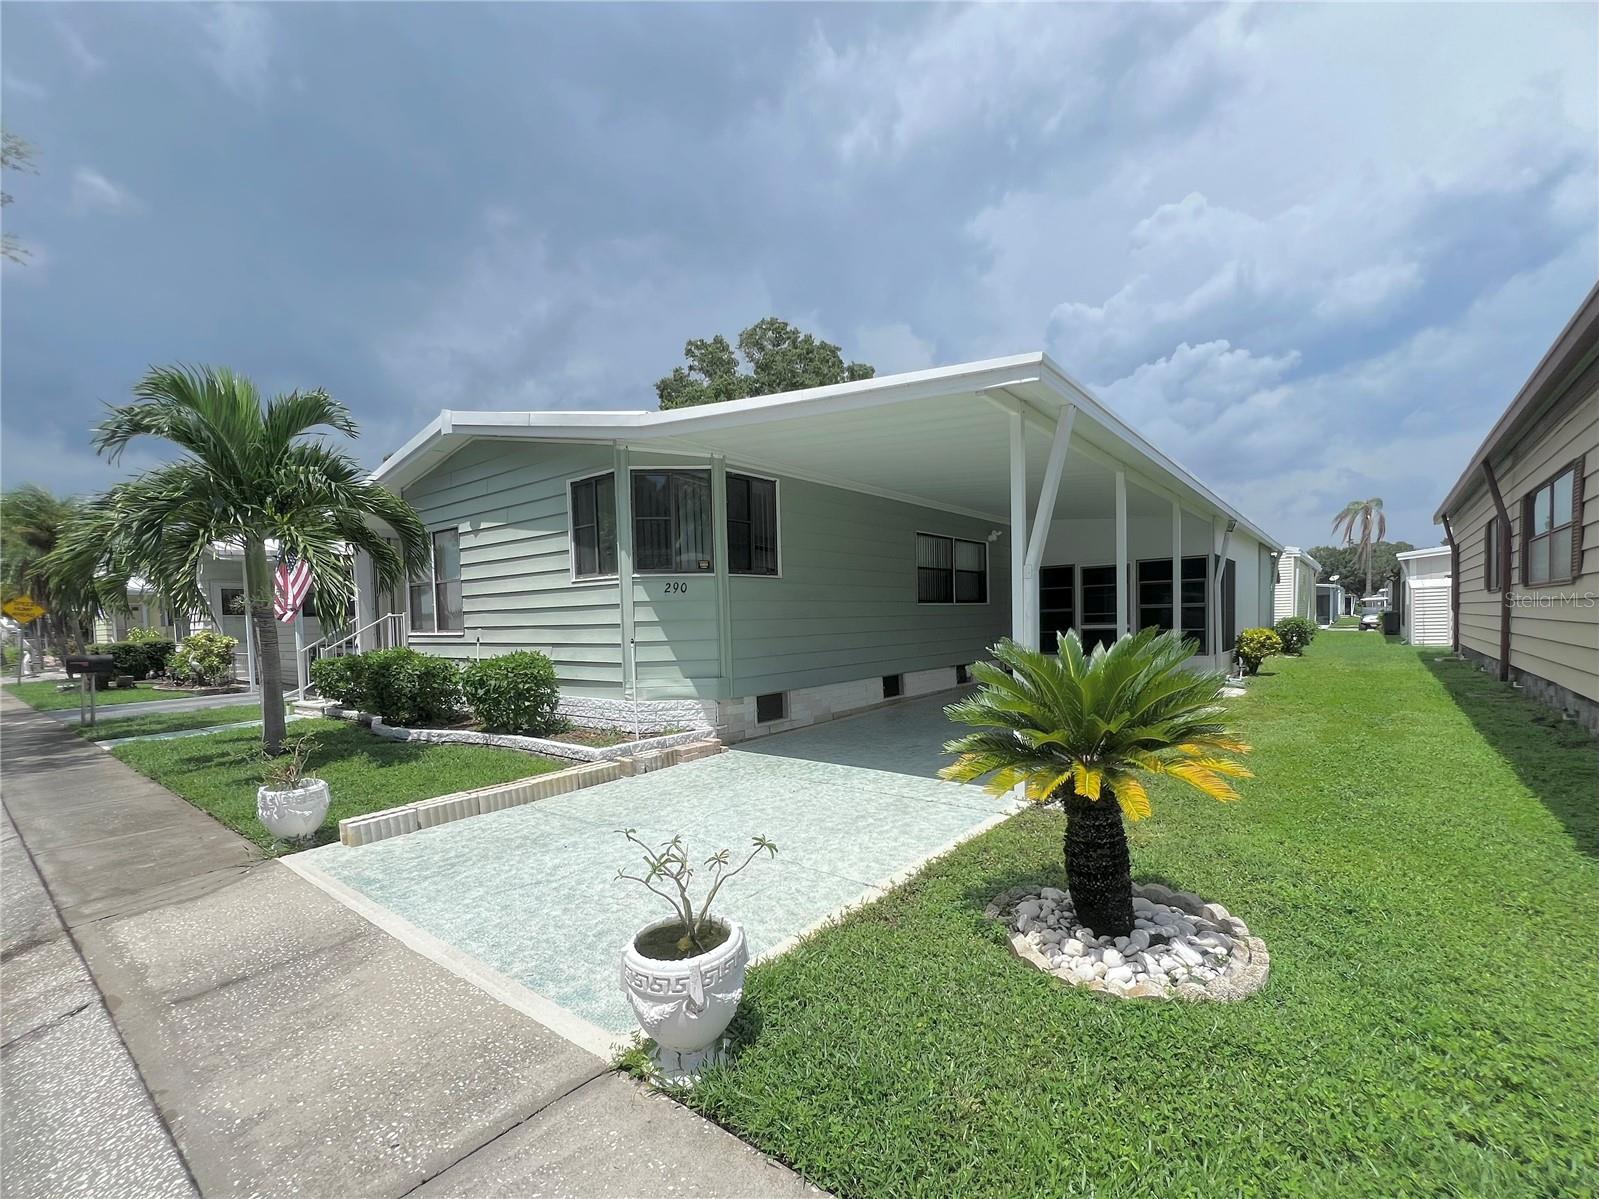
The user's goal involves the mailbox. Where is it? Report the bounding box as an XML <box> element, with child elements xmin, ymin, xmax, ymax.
<box><xmin>65</xmin><ymin>653</ymin><xmax>116</xmax><ymax>677</ymax></box>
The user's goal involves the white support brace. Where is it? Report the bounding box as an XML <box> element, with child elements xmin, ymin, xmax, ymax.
<box><xmin>1115</xmin><ymin>470</ymin><xmax>1129</xmax><ymax>639</ymax></box>
<box><xmin>1021</xmin><ymin>404</ymin><xmax>1075</xmax><ymax>650</ymax></box>
<box><xmin>1171</xmin><ymin>498</ymin><xmax>1182</xmax><ymax>642</ymax></box>
<box><xmin>1215</xmin><ymin>518</ymin><xmax>1236</xmax><ymax>658</ymax></box>
<box><xmin>1008</xmin><ymin>409</ymin><xmax>1028</xmax><ymax>646</ymax></box>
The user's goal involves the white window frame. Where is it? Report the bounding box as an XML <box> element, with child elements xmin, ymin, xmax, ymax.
<box><xmin>915</xmin><ymin>531</ymin><xmax>990</xmax><ymax>605</ymax></box>
<box><xmin>726</xmin><ymin>470</ymin><xmax>783</xmax><ymax>579</ymax></box>
<box><xmin>567</xmin><ymin>469</ymin><xmax>620</xmax><ymax>584</ymax></box>
<box><xmin>408</xmin><ymin>526</ymin><xmax>466</xmax><ymax>638</ymax></box>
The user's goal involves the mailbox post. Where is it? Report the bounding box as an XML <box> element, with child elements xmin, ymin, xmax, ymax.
<box><xmin>65</xmin><ymin>653</ymin><xmax>117</xmax><ymax>729</ymax></box>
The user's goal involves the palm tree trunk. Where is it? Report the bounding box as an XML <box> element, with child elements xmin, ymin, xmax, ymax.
<box><xmin>1062</xmin><ymin>790</ymin><xmax>1134</xmax><ymax>937</ymax></box>
<box><xmin>244</xmin><ymin>538</ymin><xmax>288</xmax><ymax>754</ymax></box>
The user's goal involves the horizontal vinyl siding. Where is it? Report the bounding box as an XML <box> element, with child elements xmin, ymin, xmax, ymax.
<box><xmin>728</xmin><ymin>478</ymin><xmax>1008</xmax><ymax>697</ymax></box>
<box><xmin>401</xmin><ymin>440</ymin><xmax>625</xmax><ymax>695</ymax></box>
<box><xmin>1447</xmin><ymin>370</ymin><xmax>1599</xmax><ymax>701</ymax></box>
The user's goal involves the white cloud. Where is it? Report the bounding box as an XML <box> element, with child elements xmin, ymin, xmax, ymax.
<box><xmin>376</xmin><ymin>230</ymin><xmax>774</xmax><ymax>436</ymax></box>
<box><xmin>3</xmin><ymin>73</ymin><xmax>48</xmax><ymax>100</ymax></box>
<box><xmin>198</xmin><ymin>4</ymin><xmax>275</xmax><ymax>100</ymax></box>
<box><xmin>56</xmin><ymin>21</ymin><xmax>105</xmax><ymax>75</ymax></box>
<box><xmin>70</xmin><ymin>167</ymin><xmax>140</xmax><ymax>215</ymax></box>
<box><xmin>852</xmin><ymin>323</ymin><xmax>937</xmax><ymax>375</ymax></box>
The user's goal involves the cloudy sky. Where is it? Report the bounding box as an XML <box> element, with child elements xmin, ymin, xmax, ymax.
<box><xmin>3</xmin><ymin>2</ymin><xmax>1595</xmax><ymax>547</ymax></box>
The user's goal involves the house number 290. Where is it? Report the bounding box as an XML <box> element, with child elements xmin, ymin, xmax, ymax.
<box><xmin>662</xmin><ymin>581</ymin><xmax>689</xmax><ymax>595</ymax></box>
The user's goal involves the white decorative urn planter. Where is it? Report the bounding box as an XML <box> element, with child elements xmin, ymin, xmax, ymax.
<box><xmin>620</xmin><ymin>917</ymin><xmax>747</xmax><ymax>1082</ymax></box>
<box><xmin>256</xmin><ymin>778</ymin><xmax>330</xmax><ymax>841</ymax></box>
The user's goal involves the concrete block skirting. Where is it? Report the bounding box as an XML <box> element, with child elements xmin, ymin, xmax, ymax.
<box><xmin>336</xmin><ymin>739</ymin><xmax>725</xmax><ymax>847</ymax></box>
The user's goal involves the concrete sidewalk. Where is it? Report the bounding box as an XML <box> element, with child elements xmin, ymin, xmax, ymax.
<box><xmin>0</xmin><ymin>694</ymin><xmax>820</xmax><ymax>1198</ymax></box>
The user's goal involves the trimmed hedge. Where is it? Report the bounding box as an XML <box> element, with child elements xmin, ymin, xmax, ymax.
<box><xmin>1235</xmin><ymin>627</ymin><xmax>1282</xmax><ymax>676</ymax></box>
<box><xmin>89</xmin><ymin>638</ymin><xmax>176</xmax><ymax>680</ymax></box>
<box><xmin>1273</xmin><ymin>616</ymin><xmax>1317</xmax><ymax>655</ymax></box>
<box><xmin>312</xmin><ymin>647</ymin><xmax>460</xmax><ymax>726</ymax></box>
<box><xmin>167</xmin><ymin>630</ymin><xmax>238</xmax><ymax>687</ymax></box>
<box><xmin>460</xmin><ymin>651</ymin><xmax>561</xmax><ymax>735</ymax></box>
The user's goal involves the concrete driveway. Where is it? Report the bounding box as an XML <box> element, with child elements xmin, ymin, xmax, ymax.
<box><xmin>292</xmin><ymin>691</ymin><xmax>1019</xmax><ymax>1049</ymax></box>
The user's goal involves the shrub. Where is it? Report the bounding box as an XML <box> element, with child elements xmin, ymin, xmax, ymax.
<box><xmin>89</xmin><ymin>638</ymin><xmax>176</xmax><ymax>680</ymax></box>
<box><xmin>309</xmin><ymin>653</ymin><xmax>369</xmax><ymax>710</ymax></box>
<box><xmin>1274</xmin><ymin>616</ymin><xmax>1317</xmax><ymax>656</ymax></box>
<box><xmin>461</xmin><ymin>651</ymin><xmax>561</xmax><ymax>734</ymax></box>
<box><xmin>1235</xmin><ymin>627</ymin><xmax>1282</xmax><ymax>676</ymax></box>
<box><xmin>359</xmin><ymin>647</ymin><xmax>460</xmax><ymax>726</ymax></box>
<box><xmin>168</xmin><ymin>630</ymin><xmax>238</xmax><ymax>686</ymax></box>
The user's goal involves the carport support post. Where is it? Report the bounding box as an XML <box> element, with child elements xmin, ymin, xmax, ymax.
<box><xmin>1008</xmin><ymin>409</ymin><xmax>1028</xmax><ymax>647</ymax></box>
<box><xmin>1115</xmin><ymin>470</ymin><xmax>1129</xmax><ymax>639</ymax></box>
<box><xmin>1214</xmin><ymin>518</ymin><xmax>1235</xmax><ymax>659</ymax></box>
<box><xmin>1170</xmin><ymin>500</ymin><xmax>1181</xmax><ymax>643</ymax></box>
<box><xmin>614</xmin><ymin>443</ymin><xmax>637</xmax><ymax>699</ymax></box>
<box><xmin>1023</xmin><ymin>404</ymin><xmax>1075</xmax><ymax>651</ymax></box>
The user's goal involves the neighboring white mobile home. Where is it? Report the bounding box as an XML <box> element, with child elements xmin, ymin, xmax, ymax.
<box><xmin>360</xmin><ymin>353</ymin><xmax>1284</xmax><ymax>740</ymax></box>
<box><xmin>1273</xmin><ymin>547</ymin><xmax>1321</xmax><ymax>623</ymax></box>
<box><xmin>1396</xmin><ymin>546</ymin><xmax>1453</xmax><ymax>646</ymax></box>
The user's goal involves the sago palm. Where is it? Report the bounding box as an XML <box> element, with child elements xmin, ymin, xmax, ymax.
<box><xmin>47</xmin><ymin>365</ymin><xmax>429</xmax><ymax>752</ymax></box>
<box><xmin>941</xmin><ymin>628</ymin><xmax>1251</xmax><ymax>938</ymax></box>
<box><xmin>1331</xmin><ymin>497</ymin><xmax>1386</xmax><ymax>596</ymax></box>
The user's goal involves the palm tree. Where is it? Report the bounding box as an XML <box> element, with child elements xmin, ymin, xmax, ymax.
<box><xmin>48</xmin><ymin>366</ymin><xmax>429</xmax><ymax>752</ymax></box>
<box><xmin>1331</xmin><ymin>497</ymin><xmax>1386</xmax><ymax>596</ymax></box>
<box><xmin>941</xmin><ymin>629</ymin><xmax>1252</xmax><ymax>938</ymax></box>
<box><xmin>1</xmin><ymin>483</ymin><xmax>102</xmax><ymax>664</ymax></box>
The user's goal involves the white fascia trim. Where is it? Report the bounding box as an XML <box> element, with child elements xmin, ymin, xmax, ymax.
<box><xmin>370</xmin><ymin>352</ymin><xmax>1281</xmax><ymax>554</ymax></box>
<box><xmin>1395</xmin><ymin>546</ymin><xmax>1452</xmax><ymax>561</ymax></box>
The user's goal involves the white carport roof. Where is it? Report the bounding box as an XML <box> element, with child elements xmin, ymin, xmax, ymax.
<box><xmin>374</xmin><ymin>352</ymin><xmax>1282</xmax><ymax>548</ymax></box>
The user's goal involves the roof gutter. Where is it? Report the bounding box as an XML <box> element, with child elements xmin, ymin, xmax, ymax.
<box><xmin>1435</xmin><ymin>282</ymin><xmax>1599</xmax><ymax>522</ymax></box>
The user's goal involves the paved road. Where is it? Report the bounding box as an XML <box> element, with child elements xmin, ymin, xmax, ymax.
<box><xmin>0</xmin><ymin>694</ymin><xmax>820</xmax><ymax>1198</ymax></box>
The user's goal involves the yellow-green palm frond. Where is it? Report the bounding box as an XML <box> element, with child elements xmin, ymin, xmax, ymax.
<box><xmin>1164</xmin><ymin>760</ymin><xmax>1245</xmax><ymax>803</ymax></box>
<box><xmin>1110</xmin><ymin>774</ymin><xmax>1152</xmax><ymax>822</ymax></box>
<box><xmin>939</xmin><ymin>628</ymin><xmax>1250</xmax><ymax>820</ymax></box>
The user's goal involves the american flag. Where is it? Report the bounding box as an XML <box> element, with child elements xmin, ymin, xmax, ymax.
<box><xmin>273</xmin><ymin>547</ymin><xmax>313</xmax><ymax>624</ymax></box>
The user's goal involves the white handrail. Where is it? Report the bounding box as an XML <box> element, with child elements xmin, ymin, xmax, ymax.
<box><xmin>288</xmin><ymin>612</ymin><xmax>403</xmax><ymax>701</ymax></box>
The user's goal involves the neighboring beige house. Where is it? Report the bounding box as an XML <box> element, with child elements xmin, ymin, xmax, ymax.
<box><xmin>1434</xmin><ymin>282</ymin><xmax>1599</xmax><ymax>732</ymax></box>
<box><xmin>1396</xmin><ymin>545</ymin><xmax>1452</xmax><ymax>647</ymax></box>
<box><xmin>1272</xmin><ymin>546</ymin><xmax>1320</xmax><ymax>623</ymax></box>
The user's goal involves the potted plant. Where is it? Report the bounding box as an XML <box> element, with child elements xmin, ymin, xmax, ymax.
<box><xmin>255</xmin><ymin>731</ymin><xmax>329</xmax><ymax>842</ymax></box>
<box><xmin>617</xmin><ymin>828</ymin><xmax>776</xmax><ymax>1082</ymax></box>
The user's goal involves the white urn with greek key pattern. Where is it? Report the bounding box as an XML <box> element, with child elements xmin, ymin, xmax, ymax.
<box><xmin>620</xmin><ymin>917</ymin><xmax>747</xmax><ymax>1082</ymax></box>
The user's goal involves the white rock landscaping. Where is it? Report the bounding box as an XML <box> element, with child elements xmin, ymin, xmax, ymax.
<box><xmin>984</xmin><ymin>882</ymin><xmax>1270</xmax><ymax>1001</ymax></box>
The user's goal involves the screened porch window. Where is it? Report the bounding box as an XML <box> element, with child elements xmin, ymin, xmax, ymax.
<box><xmin>727</xmin><ymin>473</ymin><xmax>778</xmax><ymax>575</ymax></box>
<box><xmin>634</xmin><ymin>470</ymin><xmax>713</xmax><ymax>573</ymax></box>
<box><xmin>409</xmin><ymin>529</ymin><xmax>462</xmax><ymax>633</ymax></box>
<box><xmin>1133</xmin><ymin>556</ymin><xmax>1209</xmax><ymax>653</ymax></box>
<box><xmin>570</xmin><ymin>473</ymin><xmax>618</xmax><ymax>579</ymax></box>
<box><xmin>916</xmin><ymin>533</ymin><xmax>987</xmax><ymax>604</ymax></box>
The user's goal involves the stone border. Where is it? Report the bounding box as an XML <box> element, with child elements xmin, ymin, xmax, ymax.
<box><xmin>984</xmin><ymin>882</ymin><xmax>1270</xmax><ymax>1001</ymax></box>
<box><xmin>302</xmin><ymin>702</ymin><xmax>713</xmax><ymax>763</ymax></box>
<box><xmin>336</xmin><ymin>738</ymin><xmax>725</xmax><ymax>847</ymax></box>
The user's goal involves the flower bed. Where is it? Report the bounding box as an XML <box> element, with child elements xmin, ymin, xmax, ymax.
<box><xmin>305</xmin><ymin>701</ymin><xmax>714</xmax><ymax>763</ymax></box>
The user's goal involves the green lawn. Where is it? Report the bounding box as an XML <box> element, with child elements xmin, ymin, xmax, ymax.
<box><xmin>652</xmin><ymin>636</ymin><xmax>1598</xmax><ymax>1198</ymax></box>
<box><xmin>4</xmin><ymin>679</ymin><xmax>202</xmax><ymax>711</ymax></box>
<box><xmin>75</xmin><ymin>703</ymin><xmax>286</xmax><ymax>741</ymax></box>
<box><xmin>112</xmin><ymin>718</ymin><xmax>566</xmax><ymax>852</ymax></box>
